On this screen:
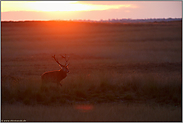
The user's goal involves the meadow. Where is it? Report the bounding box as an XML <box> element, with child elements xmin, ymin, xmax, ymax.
<box><xmin>1</xmin><ymin>20</ymin><xmax>182</xmax><ymax>121</ymax></box>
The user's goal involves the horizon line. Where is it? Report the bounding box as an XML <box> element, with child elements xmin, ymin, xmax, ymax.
<box><xmin>1</xmin><ymin>17</ymin><xmax>182</xmax><ymax>22</ymax></box>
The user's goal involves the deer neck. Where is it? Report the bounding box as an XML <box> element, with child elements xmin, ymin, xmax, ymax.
<box><xmin>59</xmin><ymin>69</ymin><xmax>67</xmax><ymax>74</ymax></box>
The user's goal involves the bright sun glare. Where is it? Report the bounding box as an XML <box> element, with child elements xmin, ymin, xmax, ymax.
<box><xmin>2</xmin><ymin>1</ymin><xmax>135</xmax><ymax>12</ymax></box>
<box><xmin>29</xmin><ymin>1</ymin><xmax>94</xmax><ymax>12</ymax></box>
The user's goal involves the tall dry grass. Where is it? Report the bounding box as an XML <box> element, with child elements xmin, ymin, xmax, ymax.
<box><xmin>2</xmin><ymin>71</ymin><xmax>181</xmax><ymax>105</ymax></box>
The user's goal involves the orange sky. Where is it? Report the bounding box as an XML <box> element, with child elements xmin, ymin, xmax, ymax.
<box><xmin>1</xmin><ymin>1</ymin><xmax>182</xmax><ymax>21</ymax></box>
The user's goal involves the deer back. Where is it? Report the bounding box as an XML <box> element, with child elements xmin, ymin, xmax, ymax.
<box><xmin>41</xmin><ymin>69</ymin><xmax>67</xmax><ymax>83</ymax></box>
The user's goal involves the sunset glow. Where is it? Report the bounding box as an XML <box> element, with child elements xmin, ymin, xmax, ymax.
<box><xmin>1</xmin><ymin>1</ymin><xmax>135</xmax><ymax>12</ymax></box>
<box><xmin>1</xmin><ymin>1</ymin><xmax>182</xmax><ymax>21</ymax></box>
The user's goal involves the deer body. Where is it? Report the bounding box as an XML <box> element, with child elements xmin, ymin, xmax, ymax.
<box><xmin>41</xmin><ymin>70</ymin><xmax>67</xmax><ymax>86</ymax></box>
<box><xmin>41</xmin><ymin>55</ymin><xmax>69</xmax><ymax>86</ymax></box>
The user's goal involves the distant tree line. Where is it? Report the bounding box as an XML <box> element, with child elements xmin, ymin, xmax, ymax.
<box><xmin>2</xmin><ymin>18</ymin><xmax>182</xmax><ymax>23</ymax></box>
<box><xmin>72</xmin><ymin>18</ymin><xmax>182</xmax><ymax>23</ymax></box>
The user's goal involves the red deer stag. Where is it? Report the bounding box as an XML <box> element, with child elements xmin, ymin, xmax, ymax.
<box><xmin>41</xmin><ymin>54</ymin><xmax>69</xmax><ymax>86</ymax></box>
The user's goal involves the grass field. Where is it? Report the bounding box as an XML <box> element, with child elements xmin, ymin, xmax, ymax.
<box><xmin>2</xmin><ymin>103</ymin><xmax>181</xmax><ymax>122</ymax></box>
<box><xmin>1</xmin><ymin>20</ymin><xmax>182</xmax><ymax>121</ymax></box>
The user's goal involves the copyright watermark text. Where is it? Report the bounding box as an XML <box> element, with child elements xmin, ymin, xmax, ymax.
<box><xmin>1</xmin><ymin>119</ymin><xmax>26</xmax><ymax>122</ymax></box>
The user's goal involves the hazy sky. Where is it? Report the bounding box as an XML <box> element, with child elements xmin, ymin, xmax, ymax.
<box><xmin>1</xmin><ymin>1</ymin><xmax>182</xmax><ymax>21</ymax></box>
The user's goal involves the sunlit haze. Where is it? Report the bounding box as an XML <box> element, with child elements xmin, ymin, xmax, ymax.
<box><xmin>1</xmin><ymin>1</ymin><xmax>182</xmax><ymax>21</ymax></box>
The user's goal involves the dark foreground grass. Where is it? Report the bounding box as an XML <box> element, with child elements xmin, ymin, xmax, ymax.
<box><xmin>1</xmin><ymin>103</ymin><xmax>181</xmax><ymax>122</ymax></box>
<box><xmin>2</xmin><ymin>72</ymin><xmax>181</xmax><ymax>106</ymax></box>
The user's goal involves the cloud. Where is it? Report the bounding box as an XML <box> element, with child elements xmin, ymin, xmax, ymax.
<box><xmin>1</xmin><ymin>1</ymin><xmax>138</xmax><ymax>12</ymax></box>
<box><xmin>78</xmin><ymin>1</ymin><xmax>134</xmax><ymax>5</ymax></box>
<box><xmin>1</xmin><ymin>1</ymin><xmax>181</xmax><ymax>21</ymax></box>
<box><xmin>78</xmin><ymin>1</ymin><xmax>138</xmax><ymax>10</ymax></box>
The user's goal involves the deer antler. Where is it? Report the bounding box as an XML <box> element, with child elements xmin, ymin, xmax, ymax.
<box><xmin>52</xmin><ymin>55</ymin><xmax>64</xmax><ymax>67</ymax></box>
<box><xmin>61</xmin><ymin>54</ymin><xmax>70</xmax><ymax>66</ymax></box>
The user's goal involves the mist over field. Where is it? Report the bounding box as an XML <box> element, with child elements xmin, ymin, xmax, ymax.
<box><xmin>1</xmin><ymin>20</ymin><xmax>182</xmax><ymax>121</ymax></box>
